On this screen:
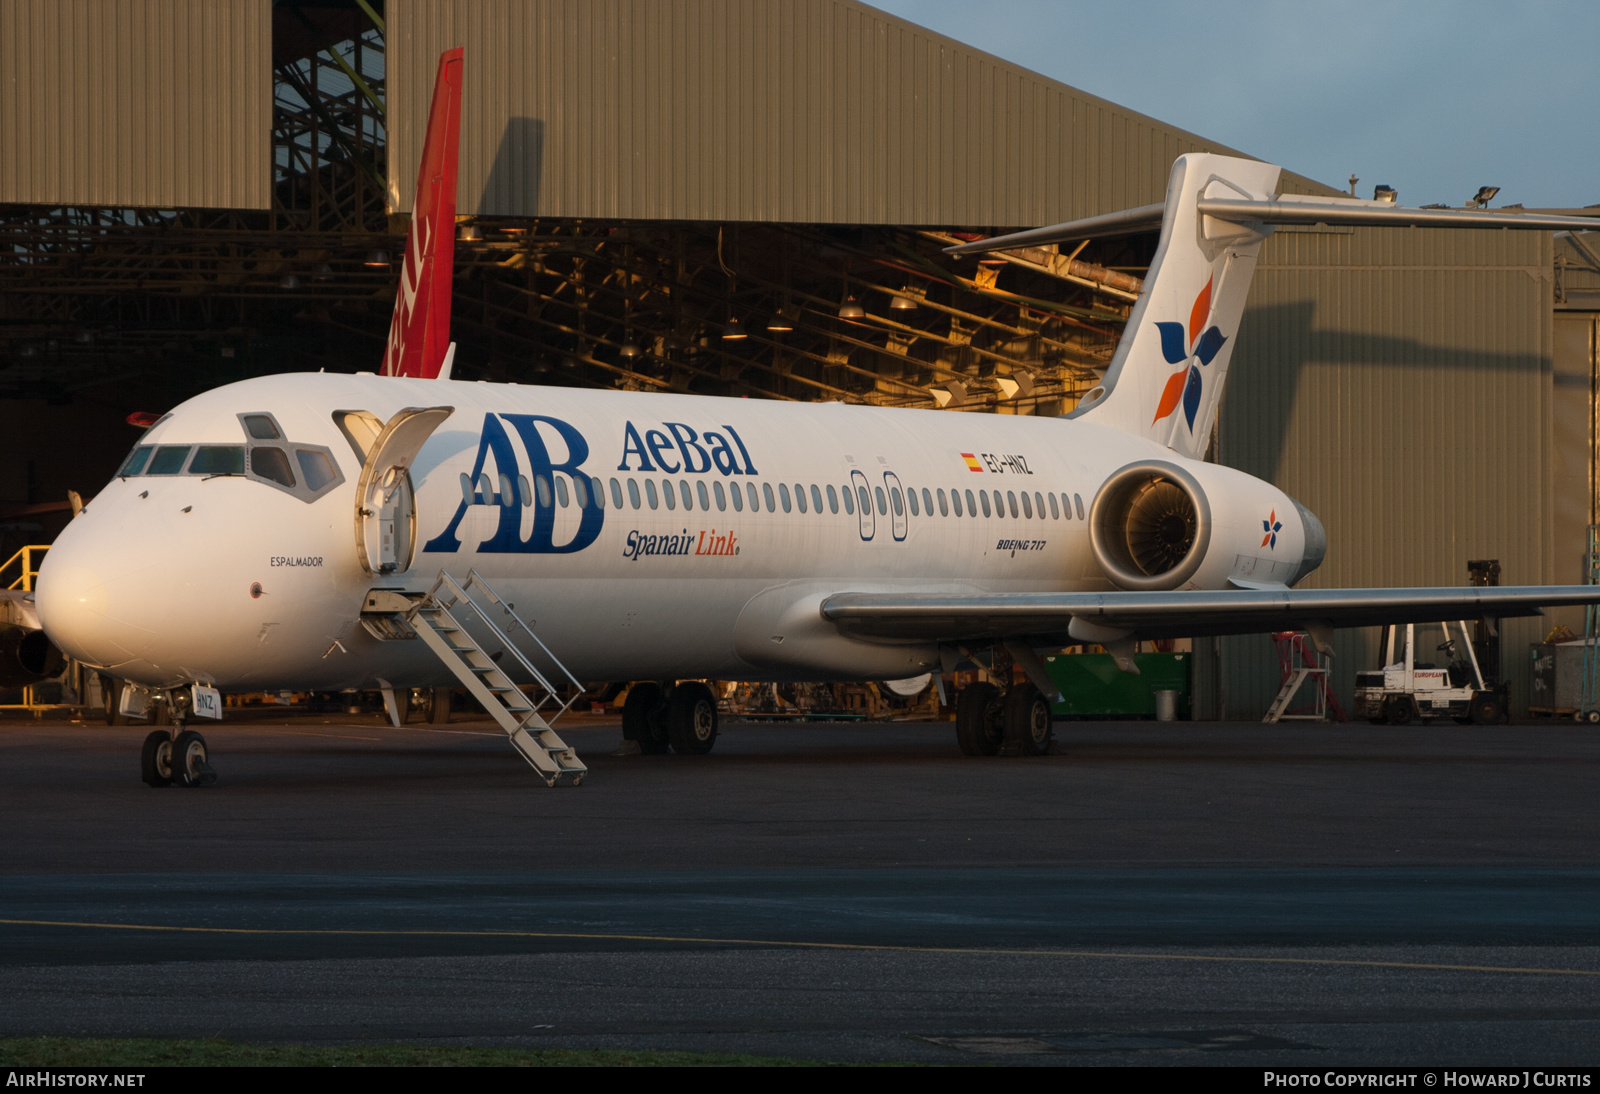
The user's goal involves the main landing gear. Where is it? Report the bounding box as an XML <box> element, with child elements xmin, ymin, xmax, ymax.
<box><xmin>137</xmin><ymin>689</ymin><xmax>217</xmax><ymax>788</ymax></box>
<box><xmin>953</xmin><ymin>647</ymin><xmax>1056</xmax><ymax>758</ymax></box>
<box><xmin>622</xmin><ymin>681</ymin><xmax>719</xmax><ymax>755</ymax></box>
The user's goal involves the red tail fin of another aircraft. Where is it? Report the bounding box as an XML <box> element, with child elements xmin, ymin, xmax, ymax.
<box><xmin>381</xmin><ymin>47</ymin><xmax>463</xmax><ymax>379</ymax></box>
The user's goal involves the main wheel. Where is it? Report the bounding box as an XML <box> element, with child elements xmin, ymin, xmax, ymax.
<box><xmin>666</xmin><ymin>682</ymin><xmax>718</xmax><ymax>755</ymax></box>
<box><xmin>1384</xmin><ymin>695</ymin><xmax>1414</xmax><ymax>726</ymax></box>
<box><xmin>955</xmin><ymin>681</ymin><xmax>1002</xmax><ymax>756</ymax></box>
<box><xmin>171</xmin><ymin>730</ymin><xmax>215</xmax><ymax>787</ymax></box>
<box><xmin>428</xmin><ymin>686</ymin><xmax>453</xmax><ymax>725</ymax></box>
<box><xmin>623</xmin><ymin>682</ymin><xmax>669</xmax><ymax>754</ymax></box>
<box><xmin>140</xmin><ymin>730</ymin><xmax>173</xmax><ymax>787</ymax></box>
<box><xmin>1469</xmin><ymin>692</ymin><xmax>1502</xmax><ymax>726</ymax></box>
<box><xmin>1003</xmin><ymin>683</ymin><xmax>1054</xmax><ymax>756</ymax></box>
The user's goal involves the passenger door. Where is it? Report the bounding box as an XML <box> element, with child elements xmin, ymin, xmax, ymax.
<box><xmin>352</xmin><ymin>406</ymin><xmax>454</xmax><ymax>575</ymax></box>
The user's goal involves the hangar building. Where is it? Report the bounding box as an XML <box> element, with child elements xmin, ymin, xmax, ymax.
<box><xmin>2</xmin><ymin>0</ymin><xmax>1595</xmax><ymax>717</ymax></box>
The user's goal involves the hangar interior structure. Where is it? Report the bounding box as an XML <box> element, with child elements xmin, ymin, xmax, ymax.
<box><xmin>2</xmin><ymin>0</ymin><xmax>1597</xmax><ymax>718</ymax></box>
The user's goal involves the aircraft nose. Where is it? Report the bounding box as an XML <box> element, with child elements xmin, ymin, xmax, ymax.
<box><xmin>34</xmin><ymin>526</ymin><xmax>117</xmax><ymax>665</ymax></box>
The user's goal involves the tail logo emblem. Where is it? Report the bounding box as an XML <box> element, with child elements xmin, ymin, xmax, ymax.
<box><xmin>1262</xmin><ymin>509</ymin><xmax>1282</xmax><ymax>550</ymax></box>
<box><xmin>1152</xmin><ymin>276</ymin><xmax>1228</xmax><ymax>430</ymax></box>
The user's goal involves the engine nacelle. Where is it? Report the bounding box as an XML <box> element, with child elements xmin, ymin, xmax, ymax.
<box><xmin>1089</xmin><ymin>459</ymin><xmax>1325</xmax><ymax>591</ymax></box>
<box><xmin>0</xmin><ymin>623</ymin><xmax>64</xmax><ymax>687</ymax></box>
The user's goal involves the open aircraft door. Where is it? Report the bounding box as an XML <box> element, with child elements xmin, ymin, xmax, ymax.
<box><xmin>345</xmin><ymin>406</ymin><xmax>454</xmax><ymax>575</ymax></box>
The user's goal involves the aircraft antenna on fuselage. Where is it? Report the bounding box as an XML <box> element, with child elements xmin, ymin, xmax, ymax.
<box><xmin>380</xmin><ymin>47</ymin><xmax>463</xmax><ymax>380</ymax></box>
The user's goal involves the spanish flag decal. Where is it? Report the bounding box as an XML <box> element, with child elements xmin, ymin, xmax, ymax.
<box><xmin>961</xmin><ymin>453</ymin><xmax>983</xmax><ymax>472</ymax></box>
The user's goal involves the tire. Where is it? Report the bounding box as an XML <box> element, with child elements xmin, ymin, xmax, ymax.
<box><xmin>428</xmin><ymin>686</ymin><xmax>453</xmax><ymax>725</ymax></box>
<box><xmin>1469</xmin><ymin>693</ymin><xmax>1502</xmax><ymax>726</ymax></box>
<box><xmin>955</xmin><ymin>682</ymin><xmax>1002</xmax><ymax>756</ymax></box>
<box><xmin>140</xmin><ymin>730</ymin><xmax>173</xmax><ymax>787</ymax></box>
<box><xmin>1384</xmin><ymin>695</ymin><xmax>1414</xmax><ymax>726</ymax></box>
<box><xmin>171</xmin><ymin>730</ymin><xmax>215</xmax><ymax>787</ymax></box>
<box><xmin>623</xmin><ymin>682</ymin><xmax>669</xmax><ymax>754</ymax></box>
<box><xmin>1003</xmin><ymin>683</ymin><xmax>1054</xmax><ymax>757</ymax></box>
<box><xmin>666</xmin><ymin>682</ymin><xmax>718</xmax><ymax>755</ymax></box>
<box><xmin>1587</xmin><ymin>709</ymin><xmax>1600</xmax><ymax>726</ymax></box>
<box><xmin>104</xmin><ymin>677</ymin><xmax>129</xmax><ymax>726</ymax></box>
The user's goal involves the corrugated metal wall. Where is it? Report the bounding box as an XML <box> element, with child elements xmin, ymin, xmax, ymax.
<box><xmin>1219</xmin><ymin>226</ymin><xmax>1556</xmax><ymax>717</ymax></box>
<box><xmin>387</xmin><ymin>0</ymin><xmax>1333</xmax><ymax>222</ymax></box>
<box><xmin>0</xmin><ymin>0</ymin><xmax>271</xmax><ymax>209</ymax></box>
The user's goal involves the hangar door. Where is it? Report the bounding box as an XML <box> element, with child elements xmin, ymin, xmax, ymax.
<box><xmin>1553</xmin><ymin>313</ymin><xmax>1599</xmax><ymax>589</ymax></box>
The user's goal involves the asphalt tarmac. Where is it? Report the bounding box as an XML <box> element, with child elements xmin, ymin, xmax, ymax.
<box><xmin>3</xmin><ymin>713</ymin><xmax>1600</xmax><ymax>1065</ymax></box>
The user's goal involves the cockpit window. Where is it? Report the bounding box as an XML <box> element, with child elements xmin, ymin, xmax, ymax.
<box><xmin>147</xmin><ymin>446</ymin><xmax>193</xmax><ymax>475</ymax></box>
<box><xmin>242</xmin><ymin>414</ymin><xmax>282</xmax><ymax>440</ymax></box>
<box><xmin>250</xmin><ymin>447</ymin><xmax>296</xmax><ymax>488</ymax></box>
<box><xmin>295</xmin><ymin>449</ymin><xmax>337</xmax><ymax>492</ymax></box>
<box><xmin>118</xmin><ymin>445</ymin><xmax>154</xmax><ymax>477</ymax></box>
<box><xmin>189</xmin><ymin>446</ymin><xmax>246</xmax><ymax>476</ymax></box>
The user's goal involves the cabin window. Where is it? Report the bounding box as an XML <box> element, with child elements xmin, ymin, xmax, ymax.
<box><xmin>662</xmin><ymin>479</ymin><xmax>676</xmax><ymax>510</ymax></box>
<box><xmin>590</xmin><ymin>476</ymin><xmax>605</xmax><ymax>509</ymax></box>
<box><xmin>148</xmin><ymin>446</ymin><xmax>193</xmax><ymax>475</ymax></box>
<box><xmin>499</xmin><ymin>474</ymin><xmax>514</xmax><ymax>505</ymax></box>
<box><xmin>1075</xmin><ymin>493</ymin><xmax>1085</xmax><ymax>520</ymax></box>
<box><xmin>1049</xmin><ymin>492</ymin><xmax>1060</xmax><ymax>519</ymax></box>
<box><xmin>460</xmin><ymin>473</ymin><xmax>474</xmax><ymax>504</ymax></box>
<box><xmin>872</xmin><ymin>486</ymin><xmax>885</xmax><ymax>515</ymax></box>
<box><xmin>251</xmin><ymin>447</ymin><xmax>295</xmax><ymax>488</ymax></box>
<box><xmin>793</xmin><ymin>484</ymin><xmax>806</xmax><ymax>513</ymax></box>
<box><xmin>190</xmin><ymin>446</ymin><xmax>245</xmax><ymax>476</ymax></box>
<box><xmin>644</xmin><ymin>479</ymin><xmax>659</xmax><ymax>509</ymax></box>
<box><xmin>778</xmin><ymin>483</ymin><xmax>792</xmax><ymax>513</ymax></box>
<box><xmin>979</xmin><ymin>491</ymin><xmax>992</xmax><ymax>518</ymax></box>
<box><xmin>858</xmin><ymin>486</ymin><xmax>872</xmax><ymax>515</ymax></box>
<box><xmin>714</xmin><ymin>481</ymin><xmax>727</xmax><ymax>511</ymax></box>
<box><xmin>826</xmin><ymin>484</ymin><xmax>838</xmax><ymax>513</ymax></box>
<box><xmin>964</xmin><ymin>489</ymin><xmax>977</xmax><ymax>517</ymax></box>
<box><xmin>556</xmin><ymin>477</ymin><xmax>571</xmax><ymax>508</ymax></box>
<box><xmin>1006</xmin><ymin>491</ymin><xmax>1018</xmax><ymax>518</ymax></box>
<box><xmin>611</xmin><ymin>478</ymin><xmax>624</xmax><ymax>509</ymax></box>
<box><xmin>762</xmin><ymin>482</ymin><xmax>776</xmax><ymax>512</ymax></box>
<box><xmin>906</xmin><ymin>489</ymin><xmax>918</xmax><ymax>517</ymax></box>
<box><xmin>1061</xmin><ymin>492</ymin><xmax>1072</xmax><ymax>519</ymax></box>
<box><xmin>1034</xmin><ymin>491</ymin><xmax>1045</xmax><ymax>519</ymax></box>
<box><xmin>295</xmin><ymin>450</ymin><xmax>337</xmax><ymax>492</ymax></box>
<box><xmin>842</xmin><ymin>486</ymin><xmax>855</xmax><ymax>515</ymax></box>
<box><xmin>535</xmin><ymin>476</ymin><xmax>552</xmax><ymax>507</ymax></box>
<box><xmin>628</xmin><ymin>478</ymin><xmax>642</xmax><ymax>509</ymax></box>
<box><xmin>1020</xmin><ymin>491</ymin><xmax>1032</xmax><ymax>519</ymax></box>
<box><xmin>118</xmin><ymin>445</ymin><xmax>154</xmax><ymax>477</ymax></box>
<box><xmin>242</xmin><ymin>414</ymin><xmax>281</xmax><ymax>440</ymax></box>
<box><xmin>937</xmin><ymin>488</ymin><xmax>949</xmax><ymax>516</ymax></box>
<box><xmin>519</xmin><ymin>476</ymin><xmax>533</xmax><ymax>506</ymax></box>
<box><xmin>697</xmin><ymin>481</ymin><xmax>711</xmax><ymax>511</ymax></box>
<box><xmin>951</xmin><ymin>489</ymin><xmax>962</xmax><ymax>517</ymax></box>
<box><xmin>680</xmin><ymin>481</ymin><xmax>693</xmax><ymax>510</ymax></box>
<box><xmin>923</xmin><ymin>487</ymin><xmax>935</xmax><ymax>516</ymax></box>
<box><xmin>812</xmin><ymin>485</ymin><xmax>824</xmax><ymax>513</ymax></box>
<box><xmin>890</xmin><ymin>487</ymin><xmax>904</xmax><ymax>516</ymax></box>
<box><xmin>731</xmin><ymin>481</ymin><xmax>744</xmax><ymax>511</ymax></box>
<box><xmin>573</xmin><ymin>476</ymin><xmax>590</xmax><ymax>508</ymax></box>
<box><xmin>747</xmin><ymin>483</ymin><xmax>760</xmax><ymax>511</ymax></box>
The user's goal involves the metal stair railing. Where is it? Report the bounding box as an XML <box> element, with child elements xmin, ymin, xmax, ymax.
<box><xmin>405</xmin><ymin>569</ymin><xmax>587</xmax><ymax>786</ymax></box>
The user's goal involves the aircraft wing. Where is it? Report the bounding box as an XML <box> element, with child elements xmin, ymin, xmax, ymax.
<box><xmin>820</xmin><ymin>585</ymin><xmax>1600</xmax><ymax>644</ymax></box>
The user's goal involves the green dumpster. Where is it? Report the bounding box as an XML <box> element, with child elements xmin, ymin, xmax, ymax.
<box><xmin>1044</xmin><ymin>652</ymin><xmax>1191</xmax><ymax>718</ymax></box>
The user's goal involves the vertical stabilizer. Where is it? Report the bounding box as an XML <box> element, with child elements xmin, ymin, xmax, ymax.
<box><xmin>381</xmin><ymin>48</ymin><xmax>464</xmax><ymax>379</ymax></box>
<box><xmin>1068</xmin><ymin>154</ymin><xmax>1281</xmax><ymax>458</ymax></box>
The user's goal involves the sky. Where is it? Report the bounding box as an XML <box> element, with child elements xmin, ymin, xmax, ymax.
<box><xmin>871</xmin><ymin>0</ymin><xmax>1598</xmax><ymax>209</ymax></box>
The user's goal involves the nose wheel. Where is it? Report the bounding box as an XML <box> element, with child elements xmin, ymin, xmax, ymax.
<box><xmin>139</xmin><ymin>690</ymin><xmax>218</xmax><ymax>787</ymax></box>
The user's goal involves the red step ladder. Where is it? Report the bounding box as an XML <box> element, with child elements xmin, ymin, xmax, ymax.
<box><xmin>1264</xmin><ymin>631</ymin><xmax>1347</xmax><ymax>723</ymax></box>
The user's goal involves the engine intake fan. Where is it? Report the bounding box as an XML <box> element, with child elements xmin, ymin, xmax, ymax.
<box><xmin>1090</xmin><ymin>461</ymin><xmax>1212</xmax><ymax>590</ymax></box>
<box><xmin>0</xmin><ymin>624</ymin><xmax>64</xmax><ymax>687</ymax></box>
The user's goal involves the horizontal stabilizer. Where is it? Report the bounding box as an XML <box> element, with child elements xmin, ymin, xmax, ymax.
<box><xmin>821</xmin><ymin>585</ymin><xmax>1600</xmax><ymax>645</ymax></box>
<box><xmin>946</xmin><ymin>196</ymin><xmax>1598</xmax><ymax>255</ymax></box>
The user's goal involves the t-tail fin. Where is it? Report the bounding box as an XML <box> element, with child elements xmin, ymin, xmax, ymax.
<box><xmin>381</xmin><ymin>47</ymin><xmax>463</xmax><ymax>379</ymax></box>
<box><xmin>1067</xmin><ymin>154</ymin><xmax>1279</xmax><ymax>458</ymax></box>
<box><xmin>947</xmin><ymin>153</ymin><xmax>1598</xmax><ymax>457</ymax></box>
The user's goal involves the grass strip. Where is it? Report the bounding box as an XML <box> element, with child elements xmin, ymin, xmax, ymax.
<box><xmin>0</xmin><ymin>1036</ymin><xmax>848</xmax><ymax>1067</ymax></box>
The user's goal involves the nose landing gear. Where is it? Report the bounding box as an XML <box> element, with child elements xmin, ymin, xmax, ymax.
<box><xmin>137</xmin><ymin>689</ymin><xmax>217</xmax><ymax>788</ymax></box>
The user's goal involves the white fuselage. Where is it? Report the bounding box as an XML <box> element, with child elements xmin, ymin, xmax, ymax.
<box><xmin>35</xmin><ymin>373</ymin><xmax>1311</xmax><ymax>692</ymax></box>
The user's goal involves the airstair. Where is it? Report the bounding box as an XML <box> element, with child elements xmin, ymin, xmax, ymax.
<box><xmin>362</xmin><ymin>570</ymin><xmax>587</xmax><ymax>786</ymax></box>
<box><xmin>1263</xmin><ymin>631</ymin><xmax>1346</xmax><ymax>724</ymax></box>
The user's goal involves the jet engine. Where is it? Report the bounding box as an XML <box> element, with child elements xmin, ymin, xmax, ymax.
<box><xmin>1089</xmin><ymin>459</ymin><xmax>1325</xmax><ymax>591</ymax></box>
<box><xmin>0</xmin><ymin>623</ymin><xmax>64</xmax><ymax>687</ymax></box>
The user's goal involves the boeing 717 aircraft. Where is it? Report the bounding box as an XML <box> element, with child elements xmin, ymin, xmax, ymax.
<box><xmin>29</xmin><ymin>49</ymin><xmax>1600</xmax><ymax>787</ymax></box>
